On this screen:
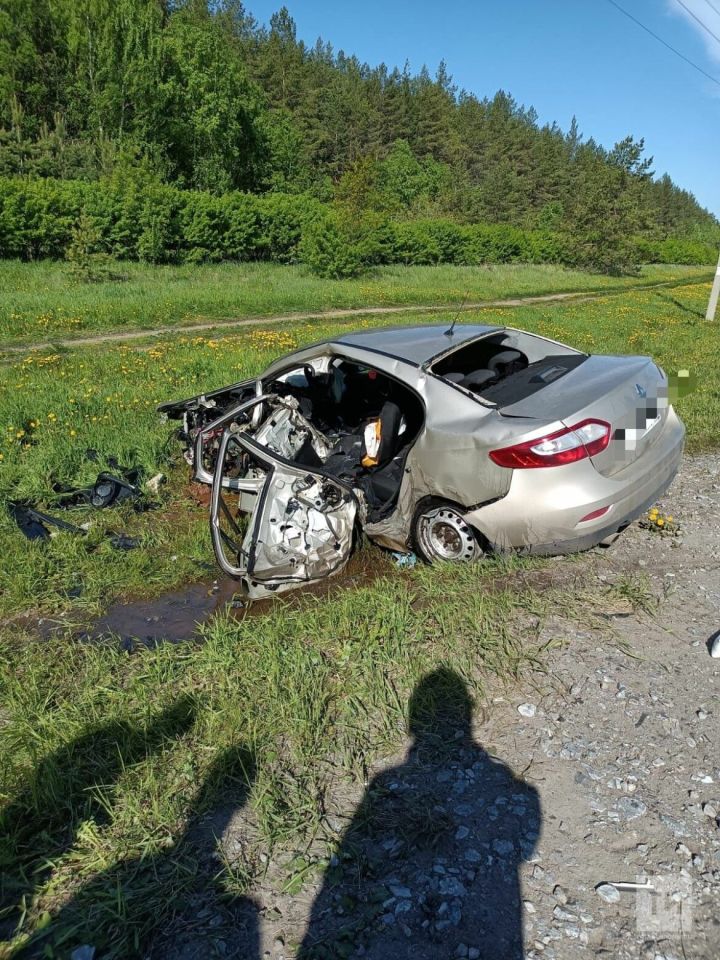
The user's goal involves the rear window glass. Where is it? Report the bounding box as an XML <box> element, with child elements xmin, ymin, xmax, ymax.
<box><xmin>479</xmin><ymin>354</ymin><xmax>588</xmax><ymax>405</ymax></box>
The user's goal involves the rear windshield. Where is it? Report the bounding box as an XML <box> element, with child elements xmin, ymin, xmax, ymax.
<box><xmin>479</xmin><ymin>354</ymin><xmax>588</xmax><ymax>405</ymax></box>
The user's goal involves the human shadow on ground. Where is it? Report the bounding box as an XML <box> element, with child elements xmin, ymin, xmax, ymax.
<box><xmin>0</xmin><ymin>697</ymin><xmax>197</xmax><ymax>936</ymax></box>
<box><xmin>1</xmin><ymin>700</ymin><xmax>259</xmax><ymax>960</ymax></box>
<box><xmin>298</xmin><ymin>667</ymin><xmax>542</xmax><ymax>960</ymax></box>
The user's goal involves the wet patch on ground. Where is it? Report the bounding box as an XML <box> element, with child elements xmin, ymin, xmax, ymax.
<box><xmin>17</xmin><ymin>535</ymin><xmax>643</xmax><ymax>649</ymax></box>
<box><xmin>88</xmin><ymin>582</ymin><xmax>231</xmax><ymax>647</ymax></box>
<box><xmin>30</xmin><ymin>543</ymin><xmax>401</xmax><ymax>648</ymax></box>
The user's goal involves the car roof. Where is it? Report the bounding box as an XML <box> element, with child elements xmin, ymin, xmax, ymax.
<box><xmin>333</xmin><ymin>323</ymin><xmax>504</xmax><ymax>366</ymax></box>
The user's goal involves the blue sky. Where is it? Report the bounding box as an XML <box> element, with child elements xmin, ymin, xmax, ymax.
<box><xmin>246</xmin><ymin>0</ymin><xmax>720</xmax><ymax>217</ymax></box>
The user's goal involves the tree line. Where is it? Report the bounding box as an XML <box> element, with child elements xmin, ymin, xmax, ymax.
<box><xmin>0</xmin><ymin>0</ymin><xmax>718</xmax><ymax>273</ymax></box>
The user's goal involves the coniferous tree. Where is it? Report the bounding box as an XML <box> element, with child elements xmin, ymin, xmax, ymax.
<box><xmin>0</xmin><ymin>0</ymin><xmax>716</xmax><ymax>266</ymax></box>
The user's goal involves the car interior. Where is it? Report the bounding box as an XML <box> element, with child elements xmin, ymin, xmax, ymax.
<box><xmin>431</xmin><ymin>331</ymin><xmax>587</xmax><ymax>404</ymax></box>
<box><xmin>264</xmin><ymin>356</ymin><xmax>425</xmax><ymax>519</ymax></box>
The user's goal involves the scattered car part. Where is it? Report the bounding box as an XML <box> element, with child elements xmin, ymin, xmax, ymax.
<box><xmin>107</xmin><ymin>533</ymin><xmax>142</xmax><ymax>551</ymax></box>
<box><xmin>160</xmin><ymin>322</ymin><xmax>685</xmax><ymax>595</ymax></box>
<box><xmin>145</xmin><ymin>472</ymin><xmax>166</xmax><ymax>495</ymax></box>
<box><xmin>53</xmin><ymin>471</ymin><xmax>144</xmax><ymax>510</ymax></box>
<box><xmin>8</xmin><ymin>502</ymin><xmax>86</xmax><ymax>541</ymax></box>
<box><xmin>391</xmin><ymin>551</ymin><xmax>417</xmax><ymax>569</ymax></box>
<box><xmin>53</xmin><ymin>451</ymin><xmax>161</xmax><ymax>512</ymax></box>
<box><xmin>8</xmin><ymin>502</ymin><xmax>142</xmax><ymax>552</ymax></box>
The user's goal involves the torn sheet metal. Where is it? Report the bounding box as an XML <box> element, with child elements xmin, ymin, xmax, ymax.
<box><xmin>210</xmin><ymin>426</ymin><xmax>356</xmax><ymax>599</ymax></box>
<box><xmin>362</xmin><ymin>468</ymin><xmax>415</xmax><ymax>552</ymax></box>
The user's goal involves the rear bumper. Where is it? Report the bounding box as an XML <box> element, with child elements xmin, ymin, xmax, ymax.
<box><xmin>464</xmin><ymin>406</ymin><xmax>685</xmax><ymax>555</ymax></box>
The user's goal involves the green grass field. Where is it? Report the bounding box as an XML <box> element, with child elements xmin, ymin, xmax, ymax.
<box><xmin>0</xmin><ymin>268</ymin><xmax>717</xmax><ymax>957</ymax></box>
<box><xmin>0</xmin><ymin>259</ymin><xmax>711</xmax><ymax>346</ymax></box>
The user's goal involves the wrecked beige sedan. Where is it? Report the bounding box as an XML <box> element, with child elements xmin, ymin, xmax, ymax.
<box><xmin>159</xmin><ymin>322</ymin><xmax>684</xmax><ymax>598</ymax></box>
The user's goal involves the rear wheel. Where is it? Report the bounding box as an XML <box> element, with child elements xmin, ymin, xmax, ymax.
<box><xmin>412</xmin><ymin>499</ymin><xmax>483</xmax><ymax>564</ymax></box>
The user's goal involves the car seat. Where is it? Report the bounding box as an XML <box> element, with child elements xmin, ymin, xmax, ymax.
<box><xmin>461</xmin><ymin>369</ymin><xmax>497</xmax><ymax>391</ymax></box>
<box><xmin>361</xmin><ymin>401</ymin><xmax>403</xmax><ymax>468</ymax></box>
<box><xmin>487</xmin><ymin>349</ymin><xmax>524</xmax><ymax>377</ymax></box>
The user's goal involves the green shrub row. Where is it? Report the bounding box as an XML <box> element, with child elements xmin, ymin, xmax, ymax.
<box><xmin>299</xmin><ymin>213</ymin><xmax>717</xmax><ymax>278</ymax></box>
<box><xmin>297</xmin><ymin>215</ymin><xmax>574</xmax><ymax>278</ymax></box>
<box><xmin>630</xmin><ymin>235</ymin><xmax>718</xmax><ymax>266</ymax></box>
<box><xmin>0</xmin><ymin>176</ymin><xmax>715</xmax><ymax>273</ymax></box>
<box><xmin>0</xmin><ymin>177</ymin><xmax>324</xmax><ymax>264</ymax></box>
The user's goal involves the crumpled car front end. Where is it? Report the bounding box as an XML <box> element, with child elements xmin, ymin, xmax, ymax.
<box><xmin>163</xmin><ymin>390</ymin><xmax>358</xmax><ymax>599</ymax></box>
<box><xmin>159</xmin><ymin>348</ymin><xmax>431</xmax><ymax>597</ymax></box>
<box><xmin>209</xmin><ymin>401</ymin><xmax>358</xmax><ymax>598</ymax></box>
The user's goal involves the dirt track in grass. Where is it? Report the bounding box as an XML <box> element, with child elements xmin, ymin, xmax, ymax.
<box><xmin>1</xmin><ymin>274</ymin><xmax>711</xmax><ymax>354</ymax></box>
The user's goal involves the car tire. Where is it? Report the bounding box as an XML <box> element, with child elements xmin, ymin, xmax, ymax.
<box><xmin>411</xmin><ymin>498</ymin><xmax>484</xmax><ymax>564</ymax></box>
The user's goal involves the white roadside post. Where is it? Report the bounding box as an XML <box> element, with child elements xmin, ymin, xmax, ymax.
<box><xmin>706</xmin><ymin>249</ymin><xmax>720</xmax><ymax>322</ymax></box>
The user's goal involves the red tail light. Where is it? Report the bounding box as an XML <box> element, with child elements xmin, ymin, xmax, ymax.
<box><xmin>489</xmin><ymin>419</ymin><xmax>611</xmax><ymax>469</ymax></box>
<box><xmin>579</xmin><ymin>504</ymin><xmax>612</xmax><ymax>523</ymax></box>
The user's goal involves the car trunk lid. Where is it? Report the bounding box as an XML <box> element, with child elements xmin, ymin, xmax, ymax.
<box><xmin>498</xmin><ymin>355</ymin><xmax>667</xmax><ymax>477</ymax></box>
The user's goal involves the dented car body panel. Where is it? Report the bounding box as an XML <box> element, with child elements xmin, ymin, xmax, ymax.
<box><xmin>159</xmin><ymin>323</ymin><xmax>684</xmax><ymax>597</ymax></box>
